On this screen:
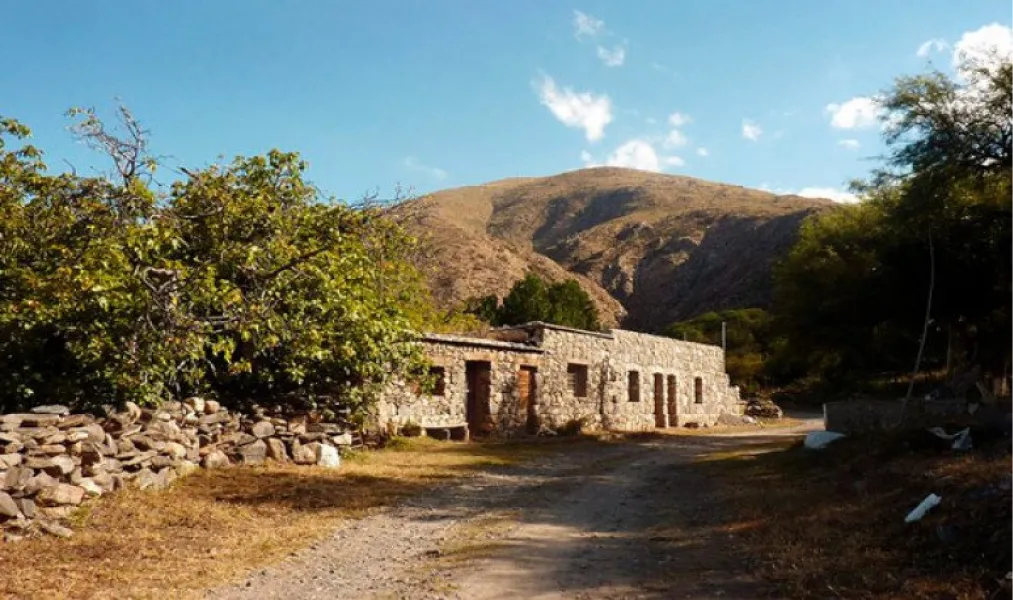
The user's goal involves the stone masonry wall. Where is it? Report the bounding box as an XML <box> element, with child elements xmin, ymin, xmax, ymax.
<box><xmin>0</xmin><ymin>399</ymin><xmax>351</xmax><ymax>541</ymax></box>
<box><xmin>377</xmin><ymin>324</ymin><xmax>743</xmax><ymax>436</ymax></box>
<box><xmin>376</xmin><ymin>336</ymin><xmax>544</xmax><ymax>436</ymax></box>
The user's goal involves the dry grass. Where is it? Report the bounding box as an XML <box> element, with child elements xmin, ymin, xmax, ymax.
<box><xmin>694</xmin><ymin>429</ymin><xmax>1013</xmax><ymax>599</ymax></box>
<box><xmin>0</xmin><ymin>437</ymin><xmax>572</xmax><ymax>600</ymax></box>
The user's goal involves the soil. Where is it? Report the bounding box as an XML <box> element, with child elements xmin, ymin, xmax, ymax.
<box><xmin>209</xmin><ymin>418</ymin><xmax>821</xmax><ymax>600</ymax></box>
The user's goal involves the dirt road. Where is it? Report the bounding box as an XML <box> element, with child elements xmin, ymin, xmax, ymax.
<box><xmin>211</xmin><ymin>418</ymin><xmax>820</xmax><ymax>600</ymax></box>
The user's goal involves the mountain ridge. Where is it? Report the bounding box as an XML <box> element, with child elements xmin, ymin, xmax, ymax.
<box><xmin>402</xmin><ymin>167</ymin><xmax>833</xmax><ymax>330</ymax></box>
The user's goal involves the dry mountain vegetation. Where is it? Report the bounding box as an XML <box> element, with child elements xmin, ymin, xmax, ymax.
<box><xmin>404</xmin><ymin>167</ymin><xmax>831</xmax><ymax>330</ymax></box>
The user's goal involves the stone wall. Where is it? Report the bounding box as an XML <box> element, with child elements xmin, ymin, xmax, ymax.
<box><xmin>376</xmin><ymin>334</ymin><xmax>544</xmax><ymax>435</ymax></box>
<box><xmin>376</xmin><ymin>323</ymin><xmax>743</xmax><ymax>435</ymax></box>
<box><xmin>0</xmin><ymin>400</ymin><xmax>351</xmax><ymax>541</ymax></box>
<box><xmin>823</xmin><ymin>398</ymin><xmax>970</xmax><ymax>434</ymax></box>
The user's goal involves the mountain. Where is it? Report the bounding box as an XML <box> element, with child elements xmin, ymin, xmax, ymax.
<box><xmin>400</xmin><ymin>167</ymin><xmax>833</xmax><ymax>331</ymax></box>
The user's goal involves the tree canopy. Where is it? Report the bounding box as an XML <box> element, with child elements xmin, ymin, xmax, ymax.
<box><xmin>0</xmin><ymin>109</ymin><xmax>438</xmax><ymax>417</ymax></box>
<box><xmin>466</xmin><ymin>273</ymin><xmax>601</xmax><ymax>331</ymax></box>
<box><xmin>771</xmin><ymin>53</ymin><xmax>1011</xmax><ymax>389</ymax></box>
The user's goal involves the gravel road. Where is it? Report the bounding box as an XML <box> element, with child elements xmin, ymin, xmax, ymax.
<box><xmin>210</xmin><ymin>418</ymin><xmax>820</xmax><ymax>600</ymax></box>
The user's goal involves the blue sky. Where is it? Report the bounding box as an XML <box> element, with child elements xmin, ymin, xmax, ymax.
<box><xmin>2</xmin><ymin>2</ymin><xmax>1010</xmax><ymax>203</ymax></box>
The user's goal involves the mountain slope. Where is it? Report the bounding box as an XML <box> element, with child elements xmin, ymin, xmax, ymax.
<box><xmin>403</xmin><ymin>167</ymin><xmax>832</xmax><ymax>330</ymax></box>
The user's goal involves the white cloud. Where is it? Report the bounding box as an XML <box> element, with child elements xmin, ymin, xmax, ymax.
<box><xmin>797</xmin><ymin>186</ymin><xmax>859</xmax><ymax>203</ymax></box>
<box><xmin>667</xmin><ymin>112</ymin><xmax>691</xmax><ymax>127</ymax></box>
<box><xmin>403</xmin><ymin>156</ymin><xmax>447</xmax><ymax>180</ymax></box>
<box><xmin>759</xmin><ymin>183</ymin><xmax>859</xmax><ymax>204</ymax></box>
<box><xmin>582</xmin><ymin>139</ymin><xmax>683</xmax><ymax>172</ymax></box>
<box><xmin>825</xmin><ymin>96</ymin><xmax>882</xmax><ymax>129</ymax></box>
<box><xmin>663</xmin><ymin>129</ymin><xmax>689</xmax><ymax>148</ymax></box>
<box><xmin>573</xmin><ymin>10</ymin><xmax>604</xmax><ymax>39</ymax></box>
<box><xmin>596</xmin><ymin>44</ymin><xmax>626</xmax><ymax>67</ymax></box>
<box><xmin>741</xmin><ymin>120</ymin><xmax>763</xmax><ymax>141</ymax></box>
<box><xmin>953</xmin><ymin>23</ymin><xmax>1013</xmax><ymax>79</ymax></box>
<box><xmin>837</xmin><ymin>139</ymin><xmax>860</xmax><ymax>150</ymax></box>
<box><xmin>645</xmin><ymin>116</ymin><xmax>658</xmax><ymax>125</ymax></box>
<box><xmin>535</xmin><ymin>75</ymin><xmax>613</xmax><ymax>142</ymax></box>
<box><xmin>916</xmin><ymin>38</ymin><xmax>949</xmax><ymax>58</ymax></box>
<box><xmin>696</xmin><ymin>147</ymin><xmax>709</xmax><ymax>157</ymax></box>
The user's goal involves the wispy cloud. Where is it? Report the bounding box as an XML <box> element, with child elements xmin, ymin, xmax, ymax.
<box><xmin>916</xmin><ymin>38</ymin><xmax>949</xmax><ymax>58</ymax></box>
<box><xmin>837</xmin><ymin>139</ymin><xmax>860</xmax><ymax>150</ymax></box>
<box><xmin>535</xmin><ymin>74</ymin><xmax>613</xmax><ymax>142</ymax></box>
<box><xmin>741</xmin><ymin>119</ymin><xmax>762</xmax><ymax>141</ymax></box>
<box><xmin>696</xmin><ymin>147</ymin><xmax>709</xmax><ymax>157</ymax></box>
<box><xmin>403</xmin><ymin>156</ymin><xmax>447</xmax><ymax>180</ymax></box>
<box><xmin>596</xmin><ymin>44</ymin><xmax>626</xmax><ymax>67</ymax></box>
<box><xmin>797</xmin><ymin>186</ymin><xmax>858</xmax><ymax>203</ymax></box>
<box><xmin>667</xmin><ymin>112</ymin><xmax>691</xmax><ymax>127</ymax></box>
<box><xmin>825</xmin><ymin>97</ymin><xmax>881</xmax><ymax>129</ymax></box>
<box><xmin>573</xmin><ymin>10</ymin><xmax>604</xmax><ymax>39</ymax></box>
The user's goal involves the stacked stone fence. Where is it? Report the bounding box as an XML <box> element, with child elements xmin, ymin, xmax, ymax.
<box><xmin>823</xmin><ymin>398</ymin><xmax>971</xmax><ymax>434</ymax></box>
<box><xmin>0</xmin><ymin>398</ymin><xmax>353</xmax><ymax>541</ymax></box>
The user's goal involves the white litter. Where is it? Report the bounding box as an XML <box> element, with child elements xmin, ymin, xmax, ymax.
<box><xmin>803</xmin><ymin>431</ymin><xmax>846</xmax><ymax>450</ymax></box>
<box><xmin>905</xmin><ymin>493</ymin><xmax>942</xmax><ymax>523</ymax></box>
<box><xmin>926</xmin><ymin>427</ymin><xmax>973</xmax><ymax>450</ymax></box>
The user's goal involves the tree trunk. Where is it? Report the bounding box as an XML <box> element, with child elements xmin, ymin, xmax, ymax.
<box><xmin>901</xmin><ymin>236</ymin><xmax>936</xmax><ymax>423</ymax></box>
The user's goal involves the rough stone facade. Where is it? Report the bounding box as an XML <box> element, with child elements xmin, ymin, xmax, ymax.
<box><xmin>377</xmin><ymin>322</ymin><xmax>742</xmax><ymax>436</ymax></box>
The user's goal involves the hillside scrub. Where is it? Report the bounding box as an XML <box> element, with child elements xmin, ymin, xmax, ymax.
<box><xmin>0</xmin><ymin>110</ymin><xmax>439</xmax><ymax>417</ymax></box>
<box><xmin>770</xmin><ymin>54</ymin><xmax>1011</xmax><ymax>392</ymax></box>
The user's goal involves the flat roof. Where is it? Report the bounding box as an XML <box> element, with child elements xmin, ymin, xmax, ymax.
<box><xmin>492</xmin><ymin>321</ymin><xmax>615</xmax><ymax>340</ymax></box>
<box><xmin>421</xmin><ymin>333</ymin><xmax>545</xmax><ymax>353</ymax></box>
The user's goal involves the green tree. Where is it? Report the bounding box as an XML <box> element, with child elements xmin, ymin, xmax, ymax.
<box><xmin>0</xmin><ymin>110</ymin><xmax>435</xmax><ymax>419</ymax></box>
<box><xmin>492</xmin><ymin>274</ymin><xmax>600</xmax><ymax>330</ymax></box>
<box><xmin>771</xmin><ymin>52</ymin><xmax>1011</xmax><ymax>392</ymax></box>
<box><xmin>546</xmin><ymin>279</ymin><xmax>600</xmax><ymax>331</ymax></box>
<box><xmin>664</xmin><ymin>308</ymin><xmax>774</xmax><ymax>393</ymax></box>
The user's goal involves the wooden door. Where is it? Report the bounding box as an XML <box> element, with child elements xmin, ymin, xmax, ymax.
<box><xmin>653</xmin><ymin>373</ymin><xmax>666</xmax><ymax>428</ymax></box>
<box><xmin>518</xmin><ymin>366</ymin><xmax>538</xmax><ymax>434</ymax></box>
<box><xmin>466</xmin><ymin>361</ymin><xmax>492</xmax><ymax>435</ymax></box>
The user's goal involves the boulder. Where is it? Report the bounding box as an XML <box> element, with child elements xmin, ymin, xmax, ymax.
<box><xmin>0</xmin><ymin>492</ymin><xmax>20</xmax><ymax>518</ymax></box>
<box><xmin>116</xmin><ymin>438</ymin><xmax>136</xmax><ymax>454</ymax></box>
<box><xmin>163</xmin><ymin>442</ymin><xmax>188</xmax><ymax>460</ymax></box>
<box><xmin>202</xmin><ymin>450</ymin><xmax>230</xmax><ymax>469</ymax></box>
<box><xmin>19</xmin><ymin>414</ymin><xmax>60</xmax><ymax>428</ymax></box>
<box><xmin>77</xmin><ymin>478</ymin><xmax>103</xmax><ymax>497</ymax></box>
<box><xmin>123</xmin><ymin>401</ymin><xmax>143</xmax><ymax>423</ymax></box>
<box><xmin>149</xmin><ymin>456</ymin><xmax>174</xmax><ymax>469</ymax></box>
<box><xmin>38</xmin><ymin>444</ymin><xmax>68</xmax><ymax>455</ymax></box>
<box><xmin>251</xmin><ymin>421</ymin><xmax>275</xmax><ymax>439</ymax></box>
<box><xmin>23</xmin><ymin>472</ymin><xmax>58</xmax><ymax>495</ymax></box>
<box><xmin>30</xmin><ymin>405</ymin><xmax>70</xmax><ymax>416</ymax></box>
<box><xmin>36</xmin><ymin>483</ymin><xmax>85</xmax><ymax>506</ymax></box>
<box><xmin>39</xmin><ymin>520</ymin><xmax>73</xmax><ymax>538</ymax></box>
<box><xmin>744</xmin><ymin>398</ymin><xmax>784</xmax><ymax>419</ymax></box>
<box><xmin>1</xmin><ymin>440</ymin><xmax>23</xmax><ymax>454</ymax></box>
<box><xmin>291</xmin><ymin>440</ymin><xmax>316</xmax><ymax>465</ymax></box>
<box><xmin>134</xmin><ymin>468</ymin><xmax>161</xmax><ymax>491</ymax></box>
<box><xmin>0</xmin><ymin>432</ymin><xmax>22</xmax><ymax>446</ymax></box>
<box><xmin>15</xmin><ymin>498</ymin><xmax>36</xmax><ymax>519</ymax></box>
<box><xmin>307</xmin><ymin>442</ymin><xmax>341</xmax><ymax>468</ymax></box>
<box><xmin>0</xmin><ymin>454</ymin><xmax>23</xmax><ymax>469</ymax></box>
<box><xmin>184</xmin><ymin>396</ymin><xmax>206</xmax><ymax>414</ymax></box>
<box><xmin>236</xmin><ymin>440</ymin><xmax>267</xmax><ymax>465</ymax></box>
<box><xmin>331</xmin><ymin>432</ymin><xmax>354</xmax><ymax>446</ymax></box>
<box><xmin>204</xmin><ymin>399</ymin><xmax>222</xmax><ymax>415</ymax></box>
<box><xmin>2</xmin><ymin>466</ymin><xmax>30</xmax><ymax>492</ymax></box>
<box><xmin>199</xmin><ymin>412</ymin><xmax>230</xmax><ymax>426</ymax></box>
<box><xmin>265</xmin><ymin>438</ymin><xmax>289</xmax><ymax>462</ymax></box>
<box><xmin>65</xmin><ymin>430</ymin><xmax>90</xmax><ymax>443</ymax></box>
<box><xmin>91</xmin><ymin>472</ymin><xmax>116</xmax><ymax>493</ymax></box>
<box><xmin>175</xmin><ymin>460</ymin><xmax>199</xmax><ymax>478</ymax></box>
<box><xmin>157</xmin><ymin>467</ymin><xmax>178</xmax><ymax>489</ymax></box>
<box><xmin>57</xmin><ymin>414</ymin><xmax>94</xmax><ymax>429</ymax></box>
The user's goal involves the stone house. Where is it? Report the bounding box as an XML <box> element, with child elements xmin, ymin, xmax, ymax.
<box><xmin>376</xmin><ymin>321</ymin><xmax>743</xmax><ymax>437</ymax></box>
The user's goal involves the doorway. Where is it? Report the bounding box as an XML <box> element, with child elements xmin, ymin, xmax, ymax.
<box><xmin>653</xmin><ymin>373</ymin><xmax>666</xmax><ymax>428</ymax></box>
<box><xmin>517</xmin><ymin>365</ymin><xmax>539</xmax><ymax>434</ymax></box>
<box><xmin>466</xmin><ymin>361</ymin><xmax>492</xmax><ymax>436</ymax></box>
<box><xmin>666</xmin><ymin>375</ymin><xmax>677</xmax><ymax>426</ymax></box>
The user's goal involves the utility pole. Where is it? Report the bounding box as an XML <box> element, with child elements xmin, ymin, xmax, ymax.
<box><xmin>721</xmin><ymin>321</ymin><xmax>727</xmax><ymax>353</ymax></box>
